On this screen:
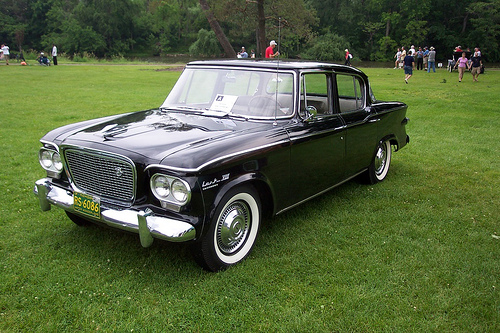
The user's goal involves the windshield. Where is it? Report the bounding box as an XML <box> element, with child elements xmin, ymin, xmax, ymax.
<box><xmin>161</xmin><ymin>67</ymin><xmax>295</xmax><ymax>119</ymax></box>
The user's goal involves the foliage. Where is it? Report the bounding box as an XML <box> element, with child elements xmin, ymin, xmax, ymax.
<box><xmin>375</xmin><ymin>36</ymin><xmax>398</xmax><ymax>61</ymax></box>
<box><xmin>188</xmin><ymin>28</ymin><xmax>222</xmax><ymax>57</ymax></box>
<box><xmin>308</xmin><ymin>0</ymin><xmax>500</xmax><ymax>61</ymax></box>
<box><xmin>301</xmin><ymin>32</ymin><xmax>350</xmax><ymax>62</ymax></box>
<box><xmin>1</xmin><ymin>0</ymin><xmax>500</xmax><ymax>61</ymax></box>
<box><xmin>206</xmin><ymin>0</ymin><xmax>318</xmax><ymax>57</ymax></box>
<box><xmin>467</xmin><ymin>0</ymin><xmax>500</xmax><ymax>61</ymax></box>
<box><xmin>0</xmin><ymin>64</ymin><xmax>499</xmax><ymax>331</ymax></box>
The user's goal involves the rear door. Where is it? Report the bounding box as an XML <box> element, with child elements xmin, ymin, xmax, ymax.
<box><xmin>336</xmin><ymin>73</ymin><xmax>379</xmax><ymax>177</ymax></box>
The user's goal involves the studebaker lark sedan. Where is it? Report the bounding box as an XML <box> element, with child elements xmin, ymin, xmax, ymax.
<box><xmin>35</xmin><ymin>60</ymin><xmax>409</xmax><ymax>271</ymax></box>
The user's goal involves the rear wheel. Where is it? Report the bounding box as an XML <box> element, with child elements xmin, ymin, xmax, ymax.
<box><xmin>364</xmin><ymin>140</ymin><xmax>392</xmax><ymax>184</ymax></box>
<box><xmin>192</xmin><ymin>185</ymin><xmax>261</xmax><ymax>271</ymax></box>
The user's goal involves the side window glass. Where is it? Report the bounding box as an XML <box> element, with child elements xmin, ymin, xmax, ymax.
<box><xmin>299</xmin><ymin>73</ymin><xmax>330</xmax><ymax>117</ymax></box>
<box><xmin>336</xmin><ymin>75</ymin><xmax>364</xmax><ymax>112</ymax></box>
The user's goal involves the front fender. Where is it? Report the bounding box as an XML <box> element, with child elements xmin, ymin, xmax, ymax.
<box><xmin>202</xmin><ymin>172</ymin><xmax>274</xmax><ymax>235</ymax></box>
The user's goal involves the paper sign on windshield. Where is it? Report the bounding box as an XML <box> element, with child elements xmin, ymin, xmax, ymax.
<box><xmin>209</xmin><ymin>94</ymin><xmax>238</xmax><ymax>113</ymax></box>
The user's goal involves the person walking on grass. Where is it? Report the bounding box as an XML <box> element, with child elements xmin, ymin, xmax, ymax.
<box><xmin>344</xmin><ymin>49</ymin><xmax>352</xmax><ymax>66</ymax></box>
<box><xmin>453</xmin><ymin>52</ymin><xmax>469</xmax><ymax>82</ymax></box>
<box><xmin>403</xmin><ymin>51</ymin><xmax>415</xmax><ymax>84</ymax></box>
<box><xmin>469</xmin><ymin>52</ymin><xmax>482</xmax><ymax>82</ymax></box>
<box><xmin>394</xmin><ymin>48</ymin><xmax>401</xmax><ymax>69</ymax></box>
<box><xmin>1</xmin><ymin>43</ymin><xmax>10</xmax><ymax>65</ymax></box>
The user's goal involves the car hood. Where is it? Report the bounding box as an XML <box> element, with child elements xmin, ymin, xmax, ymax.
<box><xmin>54</xmin><ymin>109</ymin><xmax>274</xmax><ymax>165</ymax></box>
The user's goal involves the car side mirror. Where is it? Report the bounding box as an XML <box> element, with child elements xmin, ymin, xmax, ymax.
<box><xmin>303</xmin><ymin>105</ymin><xmax>317</xmax><ymax>121</ymax></box>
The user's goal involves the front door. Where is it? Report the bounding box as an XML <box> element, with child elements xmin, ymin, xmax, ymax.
<box><xmin>285</xmin><ymin>72</ymin><xmax>346</xmax><ymax>206</ymax></box>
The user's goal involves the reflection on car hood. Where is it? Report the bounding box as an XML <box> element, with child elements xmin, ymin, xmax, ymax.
<box><xmin>56</xmin><ymin>109</ymin><xmax>269</xmax><ymax>163</ymax></box>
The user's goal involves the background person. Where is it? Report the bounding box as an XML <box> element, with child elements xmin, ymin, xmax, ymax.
<box><xmin>52</xmin><ymin>44</ymin><xmax>58</xmax><ymax>65</ymax></box>
<box><xmin>344</xmin><ymin>48</ymin><xmax>352</xmax><ymax>66</ymax></box>
<box><xmin>394</xmin><ymin>48</ymin><xmax>401</xmax><ymax>69</ymax></box>
<box><xmin>403</xmin><ymin>51</ymin><xmax>415</xmax><ymax>83</ymax></box>
<box><xmin>427</xmin><ymin>47</ymin><xmax>436</xmax><ymax>73</ymax></box>
<box><xmin>37</xmin><ymin>52</ymin><xmax>50</xmax><ymax>65</ymax></box>
<box><xmin>423</xmin><ymin>46</ymin><xmax>429</xmax><ymax>70</ymax></box>
<box><xmin>453</xmin><ymin>52</ymin><xmax>468</xmax><ymax>82</ymax></box>
<box><xmin>265</xmin><ymin>40</ymin><xmax>279</xmax><ymax>58</ymax></box>
<box><xmin>416</xmin><ymin>47</ymin><xmax>424</xmax><ymax>70</ymax></box>
<box><xmin>399</xmin><ymin>46</ymin><xmax>406</xmax><ymax>68</ymax></box>
<box><xmin>469</xmin><ymin>52</ymin><xmax>482</xmax><ymax>82</ymax></box>
<box><xmin>1</xmin><ymin>43</ymin><xmax>10</xmax><ymax>65</ymax></box>
<box><xmin>239</xmin><ymin>47</ymin><xmax>248</xmax><ymax>58</ymax></box>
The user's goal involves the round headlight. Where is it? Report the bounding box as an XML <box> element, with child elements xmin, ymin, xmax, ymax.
<box><xmin>40</xmin><ymin>150</ymin><xmax>53</xmax><ymax>169</ymax></box>
<box><xmin>52</xmin><ymin>152</ymin><xmax>63</xmax><ymax>172</ymax></box>
<box><xmin>171</xmin><ymin>179</ymin><xmax>189</xmax><ymax>203</ymax></box>
<box><xmin>153</xmin><ymin>175</ymin><xmax>170</xmax><ymax>198</ymax></box>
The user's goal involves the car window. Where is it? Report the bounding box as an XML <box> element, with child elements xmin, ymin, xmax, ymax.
<box><xmin>336</xmin><ymin>74</ymin><xmax>365</xmax><ymax>112</ymax></box>
<box><xmin>222</xmin><ymin>70</ymin><xmax>259</xmax><ymax>96</ymax></box>
<box><xmin>179</xmin><ymin>70</ymin><xmax>217</xmax><ymax>104</ymax></box>
<box><xmin>300</xmin><ymin>73</ymin><xmax>330</xmax><ymax>116</ymax></box>
<box><xmin>162</xmin><ymin>68</ymin><xmax>294</xmax><ymax>119</ymax></box>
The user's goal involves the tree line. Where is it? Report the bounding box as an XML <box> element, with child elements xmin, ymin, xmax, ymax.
<box><xmin>1</xmin><ymin>0</ymin><xmax>498</xmax><ymax>62</ymax></box>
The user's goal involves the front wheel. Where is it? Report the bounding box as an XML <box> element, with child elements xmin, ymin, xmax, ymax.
<box><xmin>192</xmin><ymin>185</ymin><xmax>261</xmax><ymax>271</ymax></box>
<box><xmin>364</xmin><ymin>140</ymin><xmax>392</xmax><ymax>184</ymax></box>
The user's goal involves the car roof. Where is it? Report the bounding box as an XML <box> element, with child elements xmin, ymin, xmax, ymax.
<box><xmin>186</xmin><ymin>59</ymin><xmax>366</xmax><ymax>77</ymax></box>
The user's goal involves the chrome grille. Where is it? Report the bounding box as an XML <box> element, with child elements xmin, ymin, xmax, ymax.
<box><xmin>64</xmin><ymin>148</ymin><xmax>135</xmax><ymax>205</ymax></box>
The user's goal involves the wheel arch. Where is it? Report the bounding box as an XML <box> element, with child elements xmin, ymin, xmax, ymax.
<box><xmin>381</xmin><ymin>134</ymin><xmax>399</xmax><ymax>151</ymax></box>
<box><xmin>209</xmin><ymin>173</ymin><xmax>274</xmax><ymax>224</ymax></box>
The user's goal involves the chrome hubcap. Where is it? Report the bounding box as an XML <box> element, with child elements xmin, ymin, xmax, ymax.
<box><xmin>374</xmin><ymin>144</ymin><xmax>387</xmax><ymax>176</ymax></box>
<box><xmin>217</xmin><ymin>201</ymin><xmax>250</xmax><ymax>255</ymax></box>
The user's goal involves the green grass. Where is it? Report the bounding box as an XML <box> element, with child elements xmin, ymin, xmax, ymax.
<box><xmin>1</xmin><ymin>63</ymin><xmax>499</xmax><ymax>332</ymax></box>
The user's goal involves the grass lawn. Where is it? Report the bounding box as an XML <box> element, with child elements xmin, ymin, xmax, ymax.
<box><xmin>0</xmin><ymin>63</ymin><xmax>498</xmax><ymax>332</ymax></box>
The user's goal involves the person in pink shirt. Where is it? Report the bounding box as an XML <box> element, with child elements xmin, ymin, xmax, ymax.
<box><xmin>453</xmin><ymin>52</ymin><xmax>469</xmax><ymax>82</ymax></box>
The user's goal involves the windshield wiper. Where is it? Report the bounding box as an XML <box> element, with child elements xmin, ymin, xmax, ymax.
<box><xmin>201</xmin><ymin>109</ymin><xmax>230</xmax><ymax>117</ymax></box>
<box><xmin>160</xmin><ymin>106</ymin><xmax>248</xmax><ymax>120</ymax></box>
<box><xmin>160</xmin><ymin>106</ymin><xmax>205</xmax><ymax>114</ymax></box>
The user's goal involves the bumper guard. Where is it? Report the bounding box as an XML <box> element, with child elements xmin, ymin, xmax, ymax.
<box><xmin>34</xmin><ymin>178</ymin><xmax>196</xmax><ymax>247</ymax></box>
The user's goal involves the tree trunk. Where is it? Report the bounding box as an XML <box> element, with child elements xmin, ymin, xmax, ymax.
<box><xmin>15</xmin><ymin>28</ymin><xmax>25</xmax><ymax>53</ymax></box>
<box><xmin>257</xmin><ymin>0</ymin><xmax>266</xmax><ymax>58</ymax></box>
<box><xmin>199</xmin><ymin>0</ymin><xmax>236</xmax><ymax>58</ymax></box>
<box><xmin>462</xmin><ymin>12</ymin><xmax>468</xmax><ymax>34</ymax></box>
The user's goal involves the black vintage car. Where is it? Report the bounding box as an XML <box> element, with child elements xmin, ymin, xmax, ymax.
<box><xmin>35</xmin><ymin>60</ymin><xmax>409</xmax><ymax>271</ymax></box>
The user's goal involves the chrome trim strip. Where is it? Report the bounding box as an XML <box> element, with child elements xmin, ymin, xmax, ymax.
<box><xmin>34</xmin><ymin>178</ymin><xmax>196</xmax><ymax>245</ymax></box>
<box><xmin>145</xmin><ymin>139</ymin><xmax>290</xmax><ymax>173</ymax></box>
<box><xmin>288</xmin><ymin>126</ymin><xmax>346</xmax><ymax>143</ymax></box>
<box><xmin>40</xmin><ymin>140</ymin><xmax>60</xmax><ymax>152</ymax></box>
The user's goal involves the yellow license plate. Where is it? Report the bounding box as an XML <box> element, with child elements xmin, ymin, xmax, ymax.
<box><xmin>73</xmin><ymin>192</ymin><xmax>100</xmax><ymax>219</ymax></box>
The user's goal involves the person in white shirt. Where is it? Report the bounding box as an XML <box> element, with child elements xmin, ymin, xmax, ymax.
<box><xmin>1</xmin><ymin>44</ymin><xmax>10</xmax><ymax>65</ymax></box>
<box><xmin>52</xmin><ymin>44</ymin><xmax>58</xmax><ymax>65</ymax></box>
<box><xmin>394</xmin><ymin>48</ymin><xmax>401</xmax><ymax>69</ymax></box>
<box><xmin>409</xmin><ymin>45</ymin><xmax>416</xmax><ymax>57</ymax></box>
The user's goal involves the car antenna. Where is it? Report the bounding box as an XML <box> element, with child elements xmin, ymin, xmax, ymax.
<box><xmin>273</xmin><ymin>17</ymin><xmax>281</xmax><ymax>126</ymax></box>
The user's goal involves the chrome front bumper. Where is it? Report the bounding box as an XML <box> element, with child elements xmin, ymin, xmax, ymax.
<box><xmin>34</xmin><ymin>178</ymin><xmax>196</xmax><ymax>247</ymax></box>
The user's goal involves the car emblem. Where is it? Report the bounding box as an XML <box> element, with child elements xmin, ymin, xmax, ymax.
<box><xmin>115</xmin><ymin>167</ymin><xmax>123</xmax><ymax>177</ymax></box>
